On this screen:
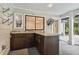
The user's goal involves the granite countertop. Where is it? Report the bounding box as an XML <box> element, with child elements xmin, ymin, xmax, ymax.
<box><xmin>11</xmin><ymin>31</ymin><xmax>59</xmax><ymax>36</ymax></box>
<box><xmin>35</xmin><ymin>32</ymin><xmax>59</xmax><ymax>36</ymax></box>
<box><xmin>11</xmin><ymin>31</ymin><xmax>34</xmax><ymax>34</ymax></box>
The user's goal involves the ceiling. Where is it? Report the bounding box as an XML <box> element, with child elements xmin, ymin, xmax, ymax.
<box><xmin>1</xmin><ymin>3</ymin><xmax>79</xmax><ymax>15</ymax></box>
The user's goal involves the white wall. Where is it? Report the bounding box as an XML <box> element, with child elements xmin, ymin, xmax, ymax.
<box><xmin>10</xmin><ymin>7</ymin><xmax>60</xmax><ymax>33</ymax></box>
<box><xmin>0</xmin><ymin>4</ymin><xmax>60</xmax><ymax>33</ymax></box>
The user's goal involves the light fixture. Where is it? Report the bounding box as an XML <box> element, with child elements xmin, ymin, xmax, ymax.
<box><xmin>48</xmin><ymin>4</ymin><xmax>53</xmax><ymax>8</ymax></box>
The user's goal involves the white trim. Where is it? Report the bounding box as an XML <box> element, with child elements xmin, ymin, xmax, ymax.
<box><xmin>12</xmin><ymin>7</ymin><xmax>59</xmax><ymax>16</ymax></box>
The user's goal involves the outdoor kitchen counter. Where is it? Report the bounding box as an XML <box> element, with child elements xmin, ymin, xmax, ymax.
<box><xmin>11</xmin><ymin>31</ymin><xmax>59</xmax><ymax>36</ymax></box>
<box><xmin>35</xmin><ymin>32</ymin><xmax>59</xmax><ymax>36</ymax></box>
<box><xmin>11</xmin><ymin>31</ymin><xmax>34</xmax><ymax>34</ymax></box>
<box><xmin>10</xmin><ymin>31</ymin><xmax>59</xmax><ymax>55</ymax></box>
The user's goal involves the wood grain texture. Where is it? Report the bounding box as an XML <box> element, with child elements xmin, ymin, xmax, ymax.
<box><xmin>10</xmin><ymin>33</ymin><xmax>34</xmax><ymax>50</ymax></box>
<box><xmin>10</xmin><ymin>32</ymin><xmax>59</xmax><ymax>55</ymax></box>
<box><xmin>35</xmin><ymin>33</ymin><xmax>59</xmax><ymax>55</ymax></box>
<box><xmin>25</xmin><ymin>16</ymin><xmax>35</xmax><ymax>29</ymax></box>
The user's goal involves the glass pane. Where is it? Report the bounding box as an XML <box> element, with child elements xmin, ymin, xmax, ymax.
<box><xmin>16</xmin><ymin>15</ymin><xmax>22</xmax><ymax>27</ymax></box>
<box><xmin>36</xmin><ymin>17</ymin><xmax>43</xmax><ymax>29</ymax></box>
<box><xmin>26</xmin><ymin>16</ymin><xmax>35</xmax><ymax>29</ymax></box>
<box><xmin>74</xmin><ymin>18</ymin><xmax>79</xmax><ymax>35</ymax></box>
<box><xmin>65</xmin><ymin>19</ymin><xmax>69</xmax><ymax>35</ymax></box>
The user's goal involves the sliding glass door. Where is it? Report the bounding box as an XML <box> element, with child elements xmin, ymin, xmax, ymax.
<box><xmin>74</xmin><ymin>17</ymin><xmax>79</xmax><ymax>35</ymax></box>
<box><xmin>61</xmin><ymin>17</ymin><xmax>69</xmax><ymax>41</ymax></box>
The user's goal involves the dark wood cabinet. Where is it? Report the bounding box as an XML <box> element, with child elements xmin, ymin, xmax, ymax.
<box><xmin>35</xmin><ymin>34</ymin><xmax>44</xmax><ymax>54</ymax></box>
<box><xmin>10</xmin><ymin>33</ymin><xmax>34</xmax><ymax>50</ymax></box>
<box><xmin>35</xmin><ymin>33</ymin><xmax>59</xmax><ymax>55</ymax></box>
<box><xmin>10</xmin><ymin>32</ymin><xmax>59</xmax><ymax>55</ymax></box>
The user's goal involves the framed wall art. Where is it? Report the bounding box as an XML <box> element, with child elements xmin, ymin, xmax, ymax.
<box><xmin>13</xmin><ymin>13</ymin><xmax>24</xmax><ymax>31</ymax></box>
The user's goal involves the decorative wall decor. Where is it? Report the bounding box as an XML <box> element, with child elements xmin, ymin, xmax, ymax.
<box><xmin>25</xmin><ymin>15</ymin><xmax>44</xmax><ymax>30</ymax></box>
<box><xmin>13</xmin><ymin>13</ymin><xmax>24</xmax><ymax>30</ymax></box>
<box><xmin>25</xmin><ymin>16</ymin><xmax>35</xmax><ymax>30</ymax></box>
<box><xmin>47</xmin><ymin>18</ymin><xmax>54</xmax><ymax>25</ymax></box>
<box><xmin>0</xmin><ymin>5</ymin><xmax>14</xmax><ymax>25</ymax></box>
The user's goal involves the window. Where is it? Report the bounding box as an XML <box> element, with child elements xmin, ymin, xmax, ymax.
<box><xmin>25</xmin><ymin>15</ymin><xmax>44</xmax><ymax>30</ymax></box>
<box><xmin>74</xmin><ymin>16</ymin><xmax>79</xmax><ymax>35</ymax></box>
<box><xmin>65</xmin><ymin>19</ymin><xmax>69</xmax><ymax>35</ymax></box>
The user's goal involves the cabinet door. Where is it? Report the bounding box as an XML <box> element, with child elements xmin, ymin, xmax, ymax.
<box><xmin>24</xmin><ymin>33</ymin><xmax>34</xmax><ymax>48</ymax></box>
<box><xmin>10</xmin><ymin>35</ymin><xmax>25</xmax><ymax>50</ymax></box>
<box><xmin>25</xmin><ymin>16</ymin><xmax>35</xmax><ymax>30</ymax></box>
<box><xmin>35</xmin><ymin>34</ymin><xmax>44</xmax><ymax>54</ymax></box>
<box><xmin>44</xmin><ymin>36</ymin><xmax>59</xmax><ymax>55</ymax></box>
<box><xmin>36</xmin><ymin>17</ymin><xmax>44</xmax><ymax>30</ymax></box>
<box><xmin>10</xmin><ymin>33</ymin><xmax>34</xmax><ymax>50</ymax></box>
<box><xmin>35</xmin><ymin>34</ymin><xmax>41</xmax><ymax>52</ymax></box>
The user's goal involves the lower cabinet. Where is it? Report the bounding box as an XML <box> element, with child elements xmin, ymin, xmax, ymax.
<box><xmin>35</xmin><ymin>33</ymin><xmax>59</xmax><ymax>55</ymax></box>
<box><xmin>35</xmin><ymin>34</ymin><xmax>44</xmax><ymax>54</ymax></box>
<box><xmin>10</xmin><ymin>33</ymin><xmax>34</xmax><ymax>50</ymax></box>
<box><xmin>10</xmin><ymin>33</ymin><xmax>59</xmax><ymax>55</ymax></box>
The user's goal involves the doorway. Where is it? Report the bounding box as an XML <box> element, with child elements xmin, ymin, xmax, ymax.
<box><xmin>73</xmin><ymin>15</ymin><xmax>79</xmax><ymax>45</ymax></box>
<box><xmin>53</xmin><ymin>20</ymin><xmax>58</xmax><ymax>34</ymax></box>
<box><xmin>60</xmin><ymin>17</ymin><xmax>70</xmax><ymax>42</ymax></box>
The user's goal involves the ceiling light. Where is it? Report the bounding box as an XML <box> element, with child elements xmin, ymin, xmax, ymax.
<box><xmin>48</xmin><ymin>4</ymin><xmax>53</xmax><ymax>8</ymax></box>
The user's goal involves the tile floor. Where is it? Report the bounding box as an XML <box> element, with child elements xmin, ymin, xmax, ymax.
<box><xmin>9</xmin><ymin>47</ymin><xmax>39</xmax><ymax>55</ymax></box>
<box><xmin>59</xmin><ymin>40</ymin><xmax>79</xmax><ymax>55</ymax></box>
<box><xmin>9</xmin><ymin>40</ymin><xmax>79</xmax><ymax>55</ymax></box>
